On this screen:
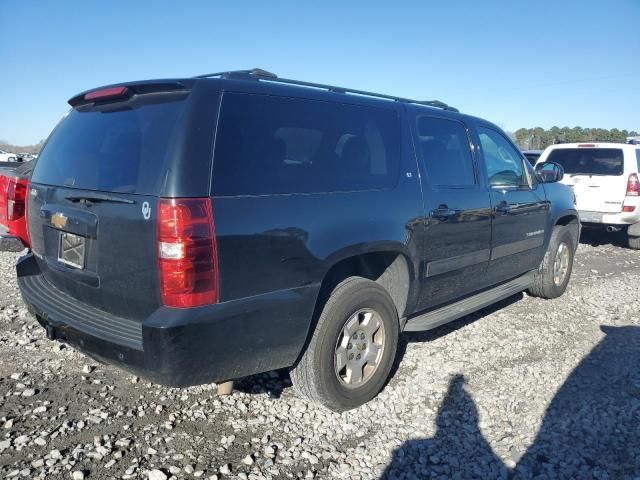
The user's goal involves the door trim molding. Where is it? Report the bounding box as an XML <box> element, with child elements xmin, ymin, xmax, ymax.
<box><xmin>425</xmin><ymin>248</ymin><xmax>490</xmax><ymax>277</ymax></box>
<box><xmin>491</xmin><ymin>236</ymin><xmax>544</xmax><ymax>260</ymax></box>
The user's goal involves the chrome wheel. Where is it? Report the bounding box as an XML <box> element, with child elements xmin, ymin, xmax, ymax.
<box><xmin>553</xmin><ymin>242</ymin><xmax>570</xmax><ymax>286</ymax></box>
<box><xmin>334</xmin><ymin>309</ymin><xmax>386</xmax><ymax>388</ymax></box>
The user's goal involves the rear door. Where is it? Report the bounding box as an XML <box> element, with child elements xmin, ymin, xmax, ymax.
<box><xmin>547</xmin><ymin>146</ymin><xmax>627</xmax><ymax>216</ymax></box>
<box><xmin>412</xmin><ymin>114</ymin><xmax>492</xmax><ymax>310</ymax></box>
<box><xmin>28</xmin><ymin>85</ymin><xmax>210</xmax><ymax>321</ymax></box>
<box><xmin>475</xmin><ymin>126</ymin><xmax>549</xmax><ymax>285</ymax></box>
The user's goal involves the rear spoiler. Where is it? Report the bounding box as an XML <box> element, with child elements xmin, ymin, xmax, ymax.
<box><xmin>68</xmin><ymin>81</ymin><xmax>190</xmax><ymax>107</ymax></box>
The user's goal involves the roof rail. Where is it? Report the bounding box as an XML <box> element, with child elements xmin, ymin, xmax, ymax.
<box><xmin>194</xmin><ymin>68</ymin><xmax>459</xmax><ymax>112</ymax></box>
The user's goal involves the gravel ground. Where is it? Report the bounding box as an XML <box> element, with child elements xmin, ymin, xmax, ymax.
<box><xmin>0</xmin><ymin>232</ymin><xmax>639</xmax><ymax>480</ymax></box>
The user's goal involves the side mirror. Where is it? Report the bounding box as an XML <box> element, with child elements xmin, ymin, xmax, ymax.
<box><xmin>535</xmin><ymin>162</ymin><xmax>564</xmax><ymax>183</ymax></box>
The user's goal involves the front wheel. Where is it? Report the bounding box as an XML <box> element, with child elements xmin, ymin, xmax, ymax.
<box><xmin>290</xmin><ymin>277</ymin><xmax>399</xmax><ymax>411</ymax></box>
<box><xmin>528</xmin><ymin>226</ymin><xmax>575</xmax><ymax>299</ymax></box>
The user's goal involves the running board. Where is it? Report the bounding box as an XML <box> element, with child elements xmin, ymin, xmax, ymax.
<box><xmin>403</xmin><ymin>271</ymin><xmax>535</xmax><ymax>332</ymax></box>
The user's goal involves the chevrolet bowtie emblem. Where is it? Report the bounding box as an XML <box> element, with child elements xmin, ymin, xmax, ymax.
<box><xmin>51</xmin><ymin>212</ymin><xmax>68</xmax><ymax>230</ymax></box>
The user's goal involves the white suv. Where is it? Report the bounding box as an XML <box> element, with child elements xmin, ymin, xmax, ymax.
<box><xmin>0</xmin><ymin>150</ymin><xmax>17</xmax><ymax>162</ymax></box>
<box><xmin>537</xmin><ymin>142</ymin><xmax>640</xmax><ymax>249</ymax></box>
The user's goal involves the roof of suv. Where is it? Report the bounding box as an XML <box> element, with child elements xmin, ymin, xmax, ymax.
<box><xmin>196</xmin><ymin>69</ymin><xmax>509</xmax><ymax>131</ymax></box>
<box><xmin>195</xmin><ymin>68</ymin><xmax>460</xmax><ymax>110</ymax></box>
<box><xmin>68</xmin><ymin>68</ymin><xmax>511</xmax><ymax>144</ymax></box>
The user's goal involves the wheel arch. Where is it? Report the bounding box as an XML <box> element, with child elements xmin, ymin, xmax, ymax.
<box><xmin>317</xmin><ymin>246</ymin><xmax>415</xmax><ymax>320</ymax></box>
<box><xmin>291</xmin><ymin>246</ymin><xmax>414</xmax><ymax>371</ymax></box>
<box><xmin>554</xmin><ymin>213</ymin><xmax>580</xmax><ymax>247</ymax></box>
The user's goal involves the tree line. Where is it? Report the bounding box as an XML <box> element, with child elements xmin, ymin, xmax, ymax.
<box><xmin>514</xmin><ymin>127</ymin><xmax>638</xmax><ymax>150</ymax></box>
<box><xmin>0</xmin><ymin>139</ymin><xmax>45</xmax><ymax>154</ymax></box>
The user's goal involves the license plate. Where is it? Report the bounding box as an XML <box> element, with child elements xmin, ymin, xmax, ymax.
<box><xmin>580</xmin><ymin>211</ymin><xmax>603</xmax><ymax>223</ymax></box>
<box><xmin>58</xmin><ymin>232</ymin><xmax>85</xmax><ymax>269</ymax></box>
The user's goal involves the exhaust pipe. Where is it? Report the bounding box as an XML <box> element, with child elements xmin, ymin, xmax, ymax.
<box><xmin>606</xmin><ymin>226</ymin><xmax>622</xmax><ymax>233</ymax></box>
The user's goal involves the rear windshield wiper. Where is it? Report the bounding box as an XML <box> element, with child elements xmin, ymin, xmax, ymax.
<box><xmin>65</xmin><ymin>193</ymin><xmax>135</xmax><ymax>205</ymax></box>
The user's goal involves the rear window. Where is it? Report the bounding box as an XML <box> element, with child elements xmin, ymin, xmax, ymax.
<box><xmin>546</xmin><ymin>148</ymin><xmax>624</xmax><ymax>176</ymax></box>
<box><xmin>213</xmin><ymin>93</ymin><xmax>401</xmax><ymax>195</ymax></box>
<box><xmin>31</xmin><ymin>99</ymin><xmax>187</xmax><ymax>194</ymax></box>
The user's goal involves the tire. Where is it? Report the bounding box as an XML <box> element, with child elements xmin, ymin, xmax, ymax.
<box><xmin>629</xmin><ymin>235</ymin><xmax>640</xmax><ymax>250</ymax></box>
<box><xmin>290</xmin><ymin>277</ymin><xmax>399</xmax><ymax>411</ymax></box>
<box><xmin>527</xmin><ymin>226</ymin><xmax>575</xmax><ymax>299</ymax></box>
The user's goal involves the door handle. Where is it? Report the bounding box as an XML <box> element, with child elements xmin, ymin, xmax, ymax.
<box><xmin>430</xmin><ymin>205</ymin><xmax>458</xmax><ymax>221</ymax></box>
<box><xmin>494</xmin><ymin>202</ymin><xmax>511</xmax><ymax>215</ymax></box>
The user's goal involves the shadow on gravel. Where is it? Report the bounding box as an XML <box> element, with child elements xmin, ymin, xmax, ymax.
<box><xmin>382</xmin><ymin>325</ymin><xmax>640</xmax><ymax>479</ymax></box>
<box><xmin>389</xmin><ymin>294</ymin><xmax>524</xmax><ymax>381</ymax></box>
<box><xmin>579</xmin><ymin>228</ymin><xmax>628</xmax><ymax>248</ymax></box>
<box><xmin>513</xmin><ymin>325</ymin><xmax>640</xmax><ymax>479</ymax></box>
<box><xmin>234</xmin><ymin>368</ymin><xmax>292</xmax><ymax>398</ymax></box>
<box><xmin>382</xmin><ymin>374</ymin><xmax>508</xmax><ymax>479</ymax></box>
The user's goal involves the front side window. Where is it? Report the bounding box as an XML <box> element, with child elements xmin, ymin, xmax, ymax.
<box><xmin>478</xmin><ymin>127</ymin><xmax>528</xmax><ymax>187</ymax></box>
<box><xmin>417</xmin><ymin>116</ymin><xmax>476</xmax><ymax>187</ymax></box>
<box><xmin>213</xmin><ymin>93</ymin><xmax>401</xmax><ymax>195</ymax></box>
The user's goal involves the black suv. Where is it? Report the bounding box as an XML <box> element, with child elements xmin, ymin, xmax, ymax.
<box><xmin>17</xmin><ymin>69</ymin><xmax>578</xmax><ymax>411</ymax></box>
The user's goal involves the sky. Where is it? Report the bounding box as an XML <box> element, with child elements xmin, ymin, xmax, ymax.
<box><xmin>1</xmin><ymin>0</ymin><xmax>639</xmax><ymax>146</ymax></box>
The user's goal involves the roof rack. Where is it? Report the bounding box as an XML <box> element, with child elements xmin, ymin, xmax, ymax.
<box><xmin>194</xmin><ymin>68</ymin><xmax>459</xmax><ymax>112</ymax></box>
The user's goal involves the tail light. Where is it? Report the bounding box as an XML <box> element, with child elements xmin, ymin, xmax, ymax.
<box><xmin>24</xmin><ymin>181</ymin><xmax>30</xmax><ymax>247</ymax></box>
<box><xmin>626</xmin><ymin>173</ymin><xmax>639</xmax><ymax>196</ymax></box>
<box><xmin>7</xmin><ymin>178</ymin><xmax>27</xmax><ymax>221</ymax></box>
<box><xmin>158</xmin><ymin>198</ymin><xmax>218</xmax><ymax>308</ymax></box>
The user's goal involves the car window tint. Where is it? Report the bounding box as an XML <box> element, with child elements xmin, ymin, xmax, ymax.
<box><xmin>417</xmin><ymin>116</ymin><xmax>475</xmax><ymax>186</ymax></box>
<box><xmin>478</xmin><ymin>127</ymin><xmax>527</xmax><ymax>187</ymax></box>
<box><xmin>546</xmin><ymin>148</ymin><xmax>624</xmax><ymax>176</ymax></box>
<box><xmin>31</xmin><ymin>99</ymin><xmax>187</xmax><ymax>194</ymax></box>
<box><xmin>213</xmin><ymin>93</ymin><xmax>401</xmax><ymax>195</ymax></box>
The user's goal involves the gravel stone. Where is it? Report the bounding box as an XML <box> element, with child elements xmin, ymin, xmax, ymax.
<box><xmin>147</xmin><ymin>470</ymin><xmax>167</xmax><ymax>480</ymax></box>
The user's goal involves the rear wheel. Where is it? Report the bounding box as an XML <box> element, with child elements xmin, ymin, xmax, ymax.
<box><xmin>290</xmin><ymin>277</ymin><xmax>399</xmax><ymax>411</ymax></box>
<box><xmin>528</xmin><ymin>226</ymin><xmax>575</xmax><ymax>299</ymax></box>
<box><xmin>629</xmin><ymin>235</ymin><xmax>640</xmax><ymax>250</ymax></box>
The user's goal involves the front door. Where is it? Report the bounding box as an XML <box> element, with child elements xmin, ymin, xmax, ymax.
<box><xmin>475</xmin><ymin>125</ymin><xmax>550</xmax><ymax>285</ymax></box>
<box><xmin>413</xmin><ymin>114</ymin><xmax>493</xmax><ymax>311</ymax></box>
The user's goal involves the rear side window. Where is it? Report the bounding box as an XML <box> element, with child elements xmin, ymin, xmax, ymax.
<box><xmin>213</xmin><ymin>93</ymin><xmax>401</xmax><ymax>195</ymax></box>
<box><xmin>636</xmin><ymin>149</ymin><xmax>640</xmax><ymax>172</ymax></box>
<box><xmin>546</xmin><ymin>148</ymin><xmax>624</xmax><ymax>176</ymax></box>
<box><xmin>32</xmin><ymin>99</ymin><xmax>187</xmax><ymax>194</ymax></box>
<box><xmin>417</xmin><ymin>116</ymin><xmax>475</xmax><ymax>186</ymax></box>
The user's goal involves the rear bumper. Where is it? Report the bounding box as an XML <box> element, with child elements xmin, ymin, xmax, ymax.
<box><xmin>579</xmin><ymin>210</ymin><xmax>640</xmax><ymax>226</ymax></box>
<box><xmin>0</xmin><ymin>225</ymin><xmax>26</xmax><ymax>252</ymax></box>
<box><xmin>17</xmin><ymin>253</ymin><xmax>319</xmax><ymax>386</ymax></box>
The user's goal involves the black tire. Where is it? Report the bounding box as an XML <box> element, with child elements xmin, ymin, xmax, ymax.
<box><xmin>528</xmin><ymin>226</ymin><xmax>575</xmax><ymax>299</ymax></box>
<box><xmin>290</xmin><ymin>277</ymin><xmax>399</xmax><ymax>411</ymax></box>
<box><xmin>629</xmin><ymin>235</ymin><xmax>640</xmax><ymax>250</ymax></box>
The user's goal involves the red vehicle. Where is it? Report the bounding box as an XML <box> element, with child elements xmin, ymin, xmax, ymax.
<box><xmin>0</xmin><ymin>165</ymin><xmax>31</xmax><ymax>251</ymax></box>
